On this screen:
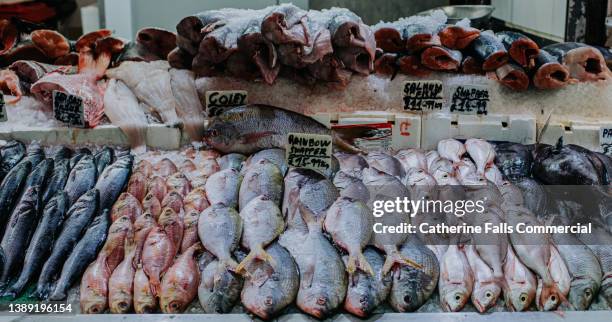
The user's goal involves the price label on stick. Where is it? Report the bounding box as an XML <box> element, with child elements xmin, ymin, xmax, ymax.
<box><xmin>205</xmin><ymin>90</ymin><xmax>247</xmax><ymax>116</ymax></box>
<box><xmin>449</xmin><ymin>84</ymin><xmax>490</xmax><ymax>115</ymax></box>
<box><xmin>600</xmin><ymin>125</ymin><xmax>612</xmax><ymax>156</ymax></box>
<box><xmin>403</xmin><ymin>80</ymin><xmax>443</xmax><ymax>111</ymax></box>
<box><xmin>0</xmin><ymin>94</ymin><xmax>7</xmax><ymax>122</ymax></box>
<box><xmin>53</xmin><ymin>90</ymin><xmax>85</xmax><ymax>127</ymax></box>
<box><xmin>286</xmin><ymin>133</ymin><xmax>333</xmax><ymax>173</ymax></box>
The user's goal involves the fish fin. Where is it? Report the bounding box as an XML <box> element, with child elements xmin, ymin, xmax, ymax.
<box><xmin>235</xmin><ymin>245</ymin><xmax>276</xmax><ymax>276</ymax></box>
<box><xmin>382</xmin><ymin>248</ymin><xmax>423</xmax><ymax>275</ymax></box>
<box><xmin>149</xmin><ymin>277</ymin><xmax>161</xmax><ymax>298</ymax></box>
<box><xmin>536</xmin><ymin>109</ymin><xmax>554</xmax><ymax>145</ymax></box>
<box><xmin>301</xmin><ymin>258</ymin><xmax>316</xmax><ymax>289</ymax></box>
<box><xmin>347</xmin><ymin>251</ymin><xmax>374</xmax><ymax>277</ymax></box>
<box><xmin>241</xmin><ymin>131</ymin><xmax>276</xmax><ymax>144</ymax></box>
<box><xmin>224</xmin><ymin>258</ymin><xmax>239</xmax><ymax>273</ymax></box>
<box><xmin>332</xmin><ymin>133</ymin><xmax>367</xmax><ymax>155</ymax></box>
<box><xmin>298</xmin><ymin>202</ymin><xmax>323</xmax><ymax>231</ymax></box>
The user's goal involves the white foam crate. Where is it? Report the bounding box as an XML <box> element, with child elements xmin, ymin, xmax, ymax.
<box><xmin>0</xmin><ymin>124</ymin><xmax>181</xmax><ymax>150</ymax></box>
<box><xmin>311</xmin><ymin>111</ymin><xmax>422</xmax><ymax>150</ymax></box>
<box><xmin>539</xmin><ymin>120</ymin><xmax>611</xmax><ymax>152</ymax></box>
<box><xmin>421</xmin><ymin>113</ymin><xmax>537</xmax><ymax>150</ymax></box>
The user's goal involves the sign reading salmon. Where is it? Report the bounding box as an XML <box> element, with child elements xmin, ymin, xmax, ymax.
<box><xmin>205</xmin><ymin>90</ymin><xmax>248</xmax><ymax>116</ymax></box>
<box><xmin>403</xmin><ymin>80</ymin><xmax>443</xmax><ymax>111</ymax></box>
<box><xmin>600</xmin><ymin>125</ymin><xmax>612</xmax><ymax>156</ymax></box>
<box><xmin>52</xmin><ymin>90</ymin><xmax>85</xmax><ymax>127</ymax></box>
<box><xmin>0</xmin><ymin>94</ymin><xmax>6</xmax><ymax>122</ymax></box>
<box><xmin>286</xmin><ymin>133</ymin><xmax>333</xmax><ymax>172</ymax></box>
<box><xmin>449</xmin><ymin>84</ymin><xmax>489</xmax><ymax>115</ymax></box>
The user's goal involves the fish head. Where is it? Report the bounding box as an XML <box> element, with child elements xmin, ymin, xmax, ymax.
<box><xmin>109</xmin><ymin>293</ymin><xmax>132</xmax><ymax>314</ymax></box>
<box><xmin>472</xmin><ymin>282</ymin><xmax>501</xmax><ymax>313</ymax></box>
<box><xmin>390</xmin><ymin>280</ymin><xmax>422</xmax><ymax>312</ymax></box>
<box><xmin>242</xmin><ymin>288</ymin><xmax>282</xmax><ymax>320</ymax></box>
<box><xmin>345</xmin><ymin>290</ymin><xmax>375</xmax><ymax>318</ymax></box>
<box><xmin>568</xmin><ymin>278</ymin><xmax>597</xmax><ymax>310</ymax></box>
<box><xmin>160</xmin><ymin>286</ymin><xmax>189</xmax><ymax>313</ymax></box>
<box><xmin>203</xmin><ymin>121</ymin><xmax>238</xmax><ymax>151</ymax></box>
<box><xmin>506</xmin><ymin>283</ymin><xmax>534</xmax><ymax>311</ymax></box>
<box><xmin>81</xmin><ymin>296</ymin><xmax>107</xmax><ymax>314</ymax></box>
<box><xmin>441</xmin><ymin>286</ymin><xmax>470</xmax><ymax>312</ymax></box>
<box><xmin>301</xmin><ymin>293</ymin><xmax>332</xmax><ymax>319</ymax></box>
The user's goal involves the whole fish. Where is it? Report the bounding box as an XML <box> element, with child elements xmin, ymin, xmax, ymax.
<box><xmin>134</xmin><ymin>265</ymin><xmax>157</xmax><ymax>313</ymax></box>
<box><xmin>466</xmin><ymin>138</ymin><xmax>495</xmax><ymax>175</ymax></box>
<box><xmin>42</xmin><ymin>155</ymin><xmax>70</xmax><ymax>204</ymax></box>
<box><xmin>344</xmin><ymin>247</ymin><xmax>391</xmax><ymax>317</ymax></box>
<box><xmin>365</xmin><ymin>151</ymin><xmax>405</xmax><ymax>179</ymax></box>
<box><xmin>142</xmin><ymin>192</ymin><xmax>162</xmax><ymax>220</ymax></box>
<box><xmin>439</xmin><ymin>244</ymin><xmax>474</xmax><ymax>312</ymax></box>
<box><xmin>199</xmin><ymin>258</ymin><xmax>243</xmax><ymax>313</ymax></box>
<box><xmin>94</xmin><ymin>147</ymin><xmax>114</xmax><ymax>175</ymax></box>
<box><xmin>204</xmin><ymin>169</ymin><xmax>242</xmax><ymax>208</ymax></box>
<box><xmin>2</xmin><ymin>191</ymin><xmax>67</xmax><ymax>298</ymax></box>
<box><xmin>20</xmin><ymin>143</ymin><xmax>44</xmax><ymax>168</ymax></box>
<box><xmin>577</xmin><ymin>225</ymin><xmax>612</xmax><ymax>307</ymax></box>
<box><xmin>0</xmin><ymin>186</ymin><xmax>41</xmax><ymax>287</ymax></box>
<box><xmin>533</xmin><ymin>139</ymin><xmax>602</xmax><ymax>185</ymax></box>
<box><xmin>161</xmin><ymin>191</ymin><xmax>184</xmax><ymax>215</ymax></box>
<box><xmin>166</xmin><ymin>172</ymin><xmax>191</xmax><ymax>197</ymax></box>
<box><xmin>35</xmin><ymin>189</ymin><xmax>99</xmax><ymax>299</ymax></box>
<box><xmin>535</xmin><ymin>245</ymin><xmax>571</xmax><ymax>310</ymax></box>
<box><xmin>204</xmin><ymin>105</ymin><xmax>359</xmax><ymax>154</ymax></box>
<box><xmin>108</xmin><ymin>237</ymin><xmax>138</xmax><ymax>313</ymax></box>
<box><xmin>133</xmin><ymin>212</ymin><xmax>157</xmax><ymax>264</ymax></box>
<box><xmin>198</xmin><ymin>204</ymin><xmax>242</xmax><ymax>270</ymax></box>
<box><xmin>127</xmin><ymin>172</ymin><xmax>147</xmax><ymax>202</ymax></box>
<box><xmin>295</xmin><ymin>203</ymin><xmax>347</xmax><ymax>319</ymax></box>
<box><xmin>217</xmin><ymin>153</ymin><xmax>246</xmax><ymax>171</ymax></box>
<box><xmin>465</xmin><ymin>245</ymin><xmax>502</xmax><ymax>312</ymax></box>
<box><xmin>111</xmin><ymin>192</ymin><xmax>142</xmax><ymax>223</ymax></box>
<box><xmin>503</xmin><ymin>245</ymin><xmax>537</xmax><ymax>311</ymax></box>
<box><xmin>243</xmin><ymin>149</ymin><xmax>288</xmax><ymax>176</ymax></box>
<box><xmin>236</xmin><ymin>196</ymin><xmax>284</xmax><ymax>274</ymax></box>
<box><xmin>198</xmin><ymin>155</ymin><xmax>221</xmax><ymax>177</ymax></box>
<box><xmin>180</xmin><ymin>209</ymin><xmax>200</xmax><ymax>253</ymax></box>
<box><xmin>146</xmin><ymin>176</ymin><xmax>167</xmax><ymax>202</ymax></box>
<box><xmin>80</xmin><ymin>254</ymin><xmax>111</xmax><ymax>314</ymax></box>
<box><xmin>0</xmin><ymin>140</ymin><xmax>26</xmax><ymax>180</ymax></box>
<box><xmin>49</xmin><ymin>210</ymin><xmax>110</xmax><ymax>300</ymax></box>
<box><xmin>159</xmin><ymin>243</ymin><xmax>202</xmax><ymax>313</ymax></box>
<box><xmin>0</xmin><ymin>161</ymin><xmax>31</xmax><ymax>233</ymax></box>
<box><xmin>241</xmin><ymin>242</ymin><xmax>299</xmax><ymax>320</ymax></box>
<box><xmin>324</xmin><ymin>197</ymin><xmax>373</xmax><ymax>275</ymax></box>
<box><xmin>142</xmin><ymin>227</ymin><xmax>175</xmax><ymax>296</ymax></box>
<box><xmin>64</xmin><ymin>154</ymin><xmax>97</xmax><ymax>206</ymax></box>
<box><xmin>100</xmin><ymin>214</ymin><xmax>134</xmax><ymax>272</ymax></box>
<box><xmin>332</xmin><ymin>170</ymin><xmax>369</xmax><ymax>203</ymax></box>
<box><xmin>158</xmin><ymin>207</ymin><xmax>183</xmax><ymax>253</ymax></box>
<box><xmin>238</xmin><ymin>159</ymin><xmax>283</xmax><ymax>210</ymax></box>
<box><xmin>23</xmin><ymin>157</ymin><xmax>52</xmax><ymax>193</ymax></box>
<box><xmin>389</xmin><ymin>235</ymin><xmax>439</xmax><ymax>312</ymax></box>
<box><xmin>183</xmin><ymin>187</ymin><xmax>209</xmax><ymax>213</ymax></box>
<box><xmin>95</xmin><ymin>155</ymin><xmax>133</xmax><ymax>211</ymax></box>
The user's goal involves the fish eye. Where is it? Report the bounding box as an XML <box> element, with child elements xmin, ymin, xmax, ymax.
<box><xmin>550</xmin><ymin>295</ymin><xmax>556</xmax><ymax>302</ymax></box>
<box><xmin>585</xmin><ymin>289</ymin><xmax>592</xmax><ymax>298</ymax></box>
<box><xmin>520</xmin><ymin>294</ymin><xmax>527</xmax><ymax>302</ymax></box>
<box><xmin>404</xmin><ymin>295</ymin><xmax>412</xmax><ymax>303</ymax></box>
<box><xmin>455</xmin><ymin>294</ymin><xmax>461</xmax><ymax>301</ymax></box>
<box><xmin>485</xmin><ymin>292</ymin><xmax>492</xmax><ymax>298</ymax></box>
<box><xmin>209</xmin><ymin>129</ymin><xmax>219</xmax><ymax>137</ymax></box>
<box><xmin>170</xmin><ymin>302</ymin><xmax>180</xmax><ymax>310</ymax></box>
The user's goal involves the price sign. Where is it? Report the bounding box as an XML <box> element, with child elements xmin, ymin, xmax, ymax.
<box><xmin>286</xmin><ymin>133</ymin><xmax>333</xmax><ymax>172</ymax></box>
<box><xmin>0</xmin><ymin>94</ymin><xmax>6</xmax><ymax>122</ymax></box>
<box><xmin>449</xmin><ymin>84</ymin><xmax>489</xmax><ymax>115</ymax></box>
<box><xmin>403</xmin><ymin>80</ymin><xmax>443</xmax><ymax>111</ymax></box>
<box><xmin>53</xmin><ymin>90</ymin><xmax>85</xmax><ymax>127</ymax></box>
<box><xmin>205</xmin><ymin>90</ymin><xmax>247</xmax><ymax>116</ymax></box>
<box><xmin>600</xmin><ymin>125</ymin><xmax>612</xmax><ymax>156</ymax></box>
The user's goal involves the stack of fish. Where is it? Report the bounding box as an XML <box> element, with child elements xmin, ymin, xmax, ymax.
<box><xmin>79</xmin><ymin>150</ymin><xmax>220</xmax><ymax>313</ymax></box>
<box><xmin>0</xmin><ymin>141</ymin><xmax>132</xmax><ymax>302</ymax></box>
<box><xmin>372</xmin><ymin>12</ymin><xmax>612</xmax><ymax>90</ymax></box>
<box><xmin>173</xmin><ymin>4</ymin><xmax>376</xmax><ymax>88</ymax></box>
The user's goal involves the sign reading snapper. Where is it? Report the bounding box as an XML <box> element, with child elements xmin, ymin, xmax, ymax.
<box><xmin>286</xmin><ymin>133</ymin><xmax>333</xmax><ymax>172</ymax></box>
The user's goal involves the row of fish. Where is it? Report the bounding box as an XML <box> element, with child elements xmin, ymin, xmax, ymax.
<box><xmin>0</xmin><ymin>140</ymin><xmax>132</xmax><ymax>302</ymax></box>
<box><xmin>372</xmin><ymin>12</ymin><xmax>612</xmax><ymax>90</ymax></box>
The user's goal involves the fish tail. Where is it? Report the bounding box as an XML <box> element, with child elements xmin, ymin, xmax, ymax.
<box><xmin>149</xmin><ymin>277</ymin><xmax>161</xmax><ymax>298</ymax></box>
<box><xmin>34</xmin><ymin>283</ymin><xmax>52</xmax><ymax>300</ymax></box>
<box><xmin>223</xmin><ymin>257</ymin><xmax>239</xmax><ymax>272</ymax></box>
<box><xmin>381</xmin><ymin>249</ymin><xmax>423</xmax><ymax>275</ymax></box>
<box><xmin>332</xmin><ymin>132</ymin><xmax>367</xmax><ymax>155</ymax></box>
<box><xmin>48</xmin><ymin>286</ymin><xmax>66</xmax><ymax>301</ymax></box>
<box><xmin>347</xmin><ymin>251</ymin><xmax>374</xmax><ymax>276</ymax></box>
<box><xmin>235</xmin><ymin>245</ymin><xmax>275</xmax><ymax>275</ymax></box>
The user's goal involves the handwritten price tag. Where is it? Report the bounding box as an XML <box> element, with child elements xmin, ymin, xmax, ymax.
<box><xmin>600</xmin><ymin>126</ymin><xmax>612</xmax><ymax>156</ymax></box>
<box><xmin>205</xmin><ymin>90</ymin><xmax>247</xmax><ymax>116</ymax></box>
<box><xmin>286</xmin><ymin>133</ymin><xmax>333</xmax><ymax>172</ymax></box>
<box><xmin>449</xmin><ymin>84</ymin><xmax>489</xmax><ymax>115</ymax></box>
<box><xmin>403</xmin><ymin>80</ymin><xmax>443</xmax><ymax>111</ymax></box>
<box><xmin>53</xmin><ymin>91</ymin><xmax>85</xmax><ymax>127</ymax></box>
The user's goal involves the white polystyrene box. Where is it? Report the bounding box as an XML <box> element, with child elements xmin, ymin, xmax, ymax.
<box><xmin>539</xmin><ymin>120</ymin><xmax>609</xmax><ymax>152</ymax></box>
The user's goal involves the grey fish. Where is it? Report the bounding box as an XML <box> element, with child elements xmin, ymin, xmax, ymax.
<box><xmin>552</xmin><ymin>228</ymin><xmax>602</xmax><ymax>310</ymax></box>
<box><xmin>389</xmin><ymin>235</ymin><xmax>439</xmax><ymax>312</ymax></box>
<box><xmin>365</xmin><ymin>151</ymin><xmax>405</xmax><ymax>179</ymax></box>
<box><xmin>533</xmin><ymin>139</ymin><xmax>602</xmax><ymax>185</ymax></box>
<box><xmin>241</xmin><ymin>242</ymin><xmax>298</xmax><ymax>320</ymax></box>
<box><xmin>243</xmin><ymin>148</ymin><xmax>288</xmax><ymax>176</ymax></box>
<box><xmin>290</xmin><ymin>170</ymin><xmax>338</xmax><ymax>232</ymax></box>
<box><xmin>198</xmin><ymin>204</ymin><xmax>242</xmax><ymax>271</ymax></box>
<box><xmin>332</xmin><ymin>170</ymin><xmax>369</xmax><ymax>203</ymax></box>
<box><xmin>295</xmin><ymin>203</ymin><xmax>347</xmax><ymax>319</ymax></box>
<box><xmin>49</xmin><ymin>209</ymin><xmax>110</xmax><ymax>300</ymax></box>
<box><xmin>282</xmin><ymin>168</ymin><xmax>323</xmax><ymax>222</ymax></box>
<box><xmin>238</xmin><ymin>159</ymin><xmax>283</xmax><ymax>210</ymax></box>
<box><xmin>198</xmin><ymin>259</ymin><xmax>243</xmax><ymax>313</ymax></box>
<box><xmin>217</xmin><ymin>153</ymin><xmax>246</xmax><ymax>171</ymax></box>
<box><xmin>204</xmin><ymin>168</ymin><xmax>242</xmax><ymax>208</ymax></box>
<box><xmin>513</xmin><ymin>177</ymin><xmax>548</xmax><ymax>216</ymax></box>
<box><xmin>0</xmin><ymin>140</ymin><xmax>25</xmax><ymax>180</ymax></box>
<box><xmin>19</xmin><ymin>143</ymin><xmax>44</xmax><ymax>169</ymax></box>
<box><xmin>43</xmin><ymin>152</ymin><xmax>71</xmax><ymax>204</ymax></box>
<box><xmin>0</xmin><ymin>161</ymin><xmax>31</xmax><ymax>234</ymax></box>
<box><xmin>577</xmin><ymin>225</ymin><xmax>612</xmax><ymax>307</ymax></box>
<box><xmin>0</xmin><ymin>186</ymin><xmax>41</xmax><ymax>288</ymax></box>
<box><xmin>94</xmin><ymin>155</ymin><xmax>133</xmax><ymax>211</ymax></box>
<box><xmin>23</xmin><ymin>158</ymin><xmax>52</xmax><ymax>193</ymax></box>
<box><xmin>344</xmin><ymin>247</ymin><xmax>391</xmax><ymax>317</ymax></box>
<box><xmin>52</xmin><ymin>146</ymin><xmax>72</xmax><ymax>160</ymax></box>
<box><xmin>3</xmin><ymin>191</ymin><xmax>68</xmax><ymax>299</ymax></box>
<box><xmin>35</xmin><ymin>188</ymin><xmax>99</xmax><ymax>299</ymax></box>
<box><xmin>94</xmin><ymin>147</ymin><xmax>115</xmax><ymax>175</ymax></box>
<box><xmin>69</xmin><ymin>148</ymin><xmax>91</xmax><ymax>169</ymax></box>
<box><xmin>334</xmin><ymin>152</ymin><xmax>368</xmax><ymax>178</ymax></box>
<box><xmin>64</xmin><ymin>154</ymin><xmax>97</xmax><ymax>206</ymax></box>
<box><xmin>204</xmin><ymin>104</ymin><xmax>359</xmax><ymax>154</ymax></box>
